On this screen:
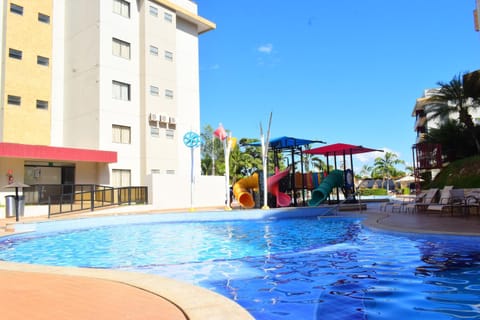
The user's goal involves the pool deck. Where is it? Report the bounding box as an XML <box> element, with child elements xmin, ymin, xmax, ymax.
<box><xmin>0</xmin><ymin>202</ymin><xmax>480</xmax><ymax>319</ymax></box>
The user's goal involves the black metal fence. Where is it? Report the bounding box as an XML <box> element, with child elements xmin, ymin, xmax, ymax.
<box><xmin>23</xmin><ymin>184</ymin><xmax>148</xmax><ymax>218</ymax></box>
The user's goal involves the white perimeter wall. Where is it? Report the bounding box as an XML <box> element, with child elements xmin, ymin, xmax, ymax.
<box><xmin>148</xmin><ymin>174</ymin><xmax>225</xmax><ymax>210</ymax></box>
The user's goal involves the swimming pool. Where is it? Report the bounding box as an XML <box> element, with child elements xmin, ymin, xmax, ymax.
<box><xmin>1</xmin><ymin>209</ymin><xmax>480</xmax><ymax>320</ymax></box>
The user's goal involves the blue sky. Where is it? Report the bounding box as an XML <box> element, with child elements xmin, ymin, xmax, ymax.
<box><xmin>196</xmin><ymin>1</ymin><xmax>480</xmax><ymax>171</ymax></box>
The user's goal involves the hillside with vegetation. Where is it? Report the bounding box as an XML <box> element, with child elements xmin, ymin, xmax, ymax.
<box><xmin>426</xmin><ymin>155</ymin><xmax>480</xmax><ymax>189</ymax></box>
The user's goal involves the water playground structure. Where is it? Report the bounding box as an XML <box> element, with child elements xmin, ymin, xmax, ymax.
<box><xmin>233</xmin><ymin>167</ymin><xmax>291</xmax><ymax>209</ymax></box>
<box><xmin>232</xmin><ymin>139</ymin><xmax>381</xmax><ymax>209</ymax></box>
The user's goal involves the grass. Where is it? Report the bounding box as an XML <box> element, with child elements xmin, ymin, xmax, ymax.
<box><xmin>426</xmin><ymin>155</ymin><xmax>480</xmax><ymax>189</ymax></box>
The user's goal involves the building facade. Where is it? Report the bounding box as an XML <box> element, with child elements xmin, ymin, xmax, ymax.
<box><xmin>0</xmin><ymin>0</ymin><xmax>224</xmax><ymax>212</ymax></box>
<box><xmin>412</xmin><ymin>74</ymin><xmax>480</xmax><ymax>178</ymax></box>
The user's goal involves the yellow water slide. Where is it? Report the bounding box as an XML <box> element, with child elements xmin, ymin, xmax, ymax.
<box><xmin>232</xmin><ymin>173</ymin><xmax>259</xmax><ymax>209</ymax></box>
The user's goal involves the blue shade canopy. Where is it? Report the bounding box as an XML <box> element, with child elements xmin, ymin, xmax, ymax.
<box><xmin>248</xmin><ymin>136</ymin><xmax>325</xmax><ymax>149</ymax></box>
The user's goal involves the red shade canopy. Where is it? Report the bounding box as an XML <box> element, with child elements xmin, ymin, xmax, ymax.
<box><xmin>0</xmin><ymin>142</ymin><xmax>117</xmax><ymax>163</ymax></box>
<box><xmin>304</xmin><ymin>143</ymin><xmax>382</xmax><ymax>156</ymax></box>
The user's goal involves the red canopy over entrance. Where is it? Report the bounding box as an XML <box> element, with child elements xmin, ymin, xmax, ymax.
<box><xmin>0</xmin><ymin>142</ymin><xmax>117</xmax><ymax>163</ymax></box>
<box><xmin>304</xmin><ymin>143</ymin><xmax>381</xmax><ymax>156</ymax></box>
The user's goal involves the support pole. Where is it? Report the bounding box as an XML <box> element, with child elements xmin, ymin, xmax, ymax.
<box><xmin>261</xmin><ymin>112</ymin><xmax>272</xmax><ymax>210</ymax></box>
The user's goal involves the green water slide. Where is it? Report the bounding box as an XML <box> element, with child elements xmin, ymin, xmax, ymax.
<box><xmin>308</xmin><ymin>169</ymin><xmax>345</xmax><ymax>206</ymax></box>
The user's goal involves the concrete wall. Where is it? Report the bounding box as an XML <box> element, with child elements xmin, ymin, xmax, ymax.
<box><xmin>148</xmin><ymin>173</ymin><xmax>225</xmax><ymax>210</ymax></box>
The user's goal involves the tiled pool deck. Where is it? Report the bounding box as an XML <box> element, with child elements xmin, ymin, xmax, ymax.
<box><xmin>0</xmin><ymin>202</ymin><xmax>479</xmax><ymax>319</ymax></box>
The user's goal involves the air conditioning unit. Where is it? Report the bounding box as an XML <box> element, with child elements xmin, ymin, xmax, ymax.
<box><xmin>159</xmin><ymin>115</ymin><xmax>168</xmax><ymax>123</ymax></box>
<box><xmin>169</xmin><ymin>117</ymin><xmax>176</xmax><ymax>124</ymax></box>
<box><xmin>149</xmin><ymin>113</ymin><xmax>158</xmax><ymax>121</ymax></box>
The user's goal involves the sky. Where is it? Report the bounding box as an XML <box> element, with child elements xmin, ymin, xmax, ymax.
<box><xmin>196</xmin><ymin>0</ymin><xmax>480</xmax><ymax>172</ymax></box>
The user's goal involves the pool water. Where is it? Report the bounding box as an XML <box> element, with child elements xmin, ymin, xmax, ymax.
<box><xmin>1</xmin><ymin>213</ymin><xmax>480</xmax><ymax>320</ymax></box>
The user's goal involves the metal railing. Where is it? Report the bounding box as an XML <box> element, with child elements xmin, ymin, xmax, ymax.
<box><xmin>22</xmin><ymin>184</ymin><xmax>148</xmax><ymax>218</ymax></box>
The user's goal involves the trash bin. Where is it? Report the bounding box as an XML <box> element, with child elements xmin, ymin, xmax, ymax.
<box><xmin>17</xmin><ymin>195</ymin><xmax>25</xmax><ymax>217</ymax></box>
<box><xmin>5</xmin><ymin>195</ymin><xmax>24</xmax><ymax>218</ymax></box>
<box><xmin>5</xmin><ymin>195</ymin><xmax>15</xmax><ymax>218</ymax></box>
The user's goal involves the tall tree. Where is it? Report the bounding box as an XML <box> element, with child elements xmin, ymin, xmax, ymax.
<box><xmin>200</xmin><ymin>125</ymin><xmax>224</xmax><ymax>175</ymax></box>
<box><xmin>372</xmin><ymin>152</ymin><xmax>405</xmax><ymax>191</ymax></box>
<box><xmin>311</xmin><ymin>156</ymin><xmax>327</xmax><ymax>172</ymax></box>
<box><xmin>425</xmin><ymin>119</ymin><xmax>474</xmax><ymax>161</ymax></box>
<box><xmin>426</xmin><ymin>72</ymin><xmax>480</xmax><ymax>154</ymax></box>
<box><xmin>358</xmin><ymin>164</ymin><xmax>373</xmax><ymax>179</ymax></box>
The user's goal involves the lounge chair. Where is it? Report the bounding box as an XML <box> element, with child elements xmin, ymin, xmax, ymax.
<box><xmin>380</xmin><ymin>198</ymin><xmax>406</xmax><ymax>213</ymax></box>
<box><xmin>404</xmin><ymin>191</ymin><xmax>427</xmax><ymax>213</ymax></box>
<box><xmin>427</xmin><ymin>188</ymin><xmax>465</xmax><ymax>215</ymax></box>
<box><xmin>411</xmin><ymin>188</ymin><xmax>441</xmax><ymax>213</ymax></box>
<box><xmin>465</xmin><ymin>189</ymin><xmax>480</xmax><ymax>215</ymax></box>
<box><xmin>390</xmin><ymin>201</ymin><xmax>404</xmax><ymax>213</ymax></box>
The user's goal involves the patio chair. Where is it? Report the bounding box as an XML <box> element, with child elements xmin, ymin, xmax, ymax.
<box><xmin>391</xmin><ymin>195</ymin><xmax>417</xmax><ymax>213</ymax></box>
<box><xmin>380</xmin><ymin>199</ymin><xmax>394</xmax><ymax>212</ymax></box>
<box><xmin>404</xmin><ymin>191</ymin><xmax>427</xmax><ymax>213</ymax></box>
<box><xmin>409</xmin><ymin>188</ymin><xmax>441</xmax><ymax>213</ymax></box>
<box><xmin>427</xmin><ymin>188</ymin><xmax>465</xmax><ymax>215</ymax></box>
<box><xmin>380</xmin><ymin>198</ymin><xmax>406</xmax><ymax>213</ymax></box>
<box><xmin>390</xmin><ymin>200</ymin><xmax>405</xmax><ymax>213</ymax></box>
<box><xmin>465</xmin><ymin>189</ymin><xmax>480</xmax><ymax>215</ymax></box>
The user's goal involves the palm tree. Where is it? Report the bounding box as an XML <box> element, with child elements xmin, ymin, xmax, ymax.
<box><xmin>425</xmin><ymin>72</ymin><xmax>480</xmax><ymax>154</ymax></box>
<box><xmin>200</xmin><ymin>125</ymin><xmax>224</xmax><ymax>175</ymax></box>
<box><xmin>311</xmin><ymin>156</ymin><xmax>327</xmax><ymax>172</ymax></box>
<box><xmin>372</xmin><ymin>152</ymin><xmax>405</xmax><ymax>192</ymax></box>
<box><xmin>425</xmin><ymin>119</ymin><xmax>474</xmax><ymax>160</ymax></box>
<box><xmin>359</xmin><ymin>164</ymin><xmax>372</xmax><ymax>179</ymax></box>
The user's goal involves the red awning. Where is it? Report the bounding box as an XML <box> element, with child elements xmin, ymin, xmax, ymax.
<box><xmin>304</xmin><ymin>143</ymin><xmax>382</xmax><ymax>156</ymax></box>
<box><xmin>0</xmin><ymin>142</ymin><xmax>117</xmax><ymax>163</ymax></box>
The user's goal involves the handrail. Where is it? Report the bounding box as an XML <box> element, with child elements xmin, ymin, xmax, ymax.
<box><xmin>33</xmin><ymin>185</ymin><xmax>148</xmax><ymax>218</ymax></box>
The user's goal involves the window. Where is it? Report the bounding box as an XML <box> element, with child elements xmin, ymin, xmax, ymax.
<box><xmin>151</xmin><ymin>126</ymin><xmax>159</xmax><ymax>137</ymax></box>
<box><xmin>164</xmin><ymin>50</ymin><xmax>173</xmax><ymax>61</ymax></box>
<box><xmin>10</xmin><ymin>3</ymin><xmax>23</xmax><ymax>15</ymax></box>
<box><xmin>36</xmin><ymin>100</ymin><xmax>48</xmax><ymax>110</ymax></box>
<box><xmin>165</xmin><ymin>89</ymin><xmax>174</xmax><ymax>99</ymax></box>
<box><xmin>112</xmin><ymin>81</ymin><xmax>130</xmax><ymax>101</ymax></box>
<box><xmin>9</xmin><ymin>48</ymin><xmax>22</xmax><ymax>60</ymax></box>
<box><xmin>112</xmin><ymin>169</ymin><xmax>131</xmax><ymax>187</ymax></box>
<box><xmin>112</xmin><ymin>125</ymin><xmax>131</xmax><ymax>144</ymax></box>
<box><xmin>7</xmin><ymin>95</ymin><xmax>21</xmax><ymax>106</ymax></box>
<box><xmin>113</xmin><ymin>0</ymin><xmax>130</xmax><ymax>18</ymax></box>
<box><xmin>149</xmin><ymin>5</ymin><xmax>158</xmax><ymax>16</ymax></box>
<box><xmin>112</xmin><ymin>38</ymin><xmax>130</xmax><ymax>59</ymax></box>
<box><xmin>166</xmin><ymin>129</ymin><xmax>174</xmax><ymax>139</ymax></box>
<box><xmin>164</xmin><ymin>12</ymin><xmax>173</xmax><ymax>23</ymax></box>
<box><xmin>37</xmin><ymin>56</ymin><xmax>49</xmax><ymax>66</ymax></box>
<box><xmin>150</xmin><ymin>86</ymin><xmax>159</xmax><ymax>96</ymax></box>
<box><xmin>149</xmin><ymin>45</ymin><xmax>158</xmax><ymax>56</ymax></box>
<box><xmin>38</xmin><ymin>13</ymin><xmax>50</xmax><ymax>23</ymax></box>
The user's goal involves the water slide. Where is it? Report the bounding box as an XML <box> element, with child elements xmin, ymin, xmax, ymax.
<box><xmin>233</xmin><ymin>168</ymin><xmax>291</xmax><ymax>209</ymax></box>
<box><xmin>308</xmin><ymin>169</ymin><xmax>345</xmax><ymax>207</ymax></box>
<box><xmin>233</xmin><ymin>173</ymin><xmax>259</xmax><ymax>209</ymax></box>
<box><xmin>267</xmin><ymin>168</ymin><xmax>291</xmax><ymax>207</ymax></box>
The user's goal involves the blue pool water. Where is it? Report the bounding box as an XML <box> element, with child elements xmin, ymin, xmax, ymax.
<box><xmin>1</xmin><ymin>209</ymin><xmax>480</xmax><ymax>320</ymax></box>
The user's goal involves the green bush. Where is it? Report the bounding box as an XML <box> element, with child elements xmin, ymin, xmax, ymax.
<box><xmin>426</xmin><ymin>155</ymin><xmax>480</xmax><ymax>189</ymax></box>
<box><xmin>358</xmin><ymin>188</ymin><xmax>388</xmax><ymax>196</ymax></box>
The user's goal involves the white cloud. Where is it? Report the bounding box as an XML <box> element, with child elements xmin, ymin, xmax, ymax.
<box><xmin>352</xmin><ymin>147</ymin><xmax>413</xmax><ymax>173</ymax></box>
<box><xmin>257</xmin><ymin>43</ymin><xmax>273</xmax><ymax>54</ymax></box>
<box><xmin>353</xmin><ymin>150</ymin><xmax>383</xmax><ymax>164</ymax></box>
<box><xmin>201</xmin><ymin>64</ymin><xmax>220</xmax><ymax>72</ymax></box>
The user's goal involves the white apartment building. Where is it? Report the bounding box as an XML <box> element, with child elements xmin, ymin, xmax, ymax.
<box><xmin>412</xmin><ymin>75</ymin><xmax>480</xmax><ymax>177</ymax></box>
<box><xmin>0</xmin><ymin>0</ymin><xmax>225</xmax><ymax>214</ymax></box>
